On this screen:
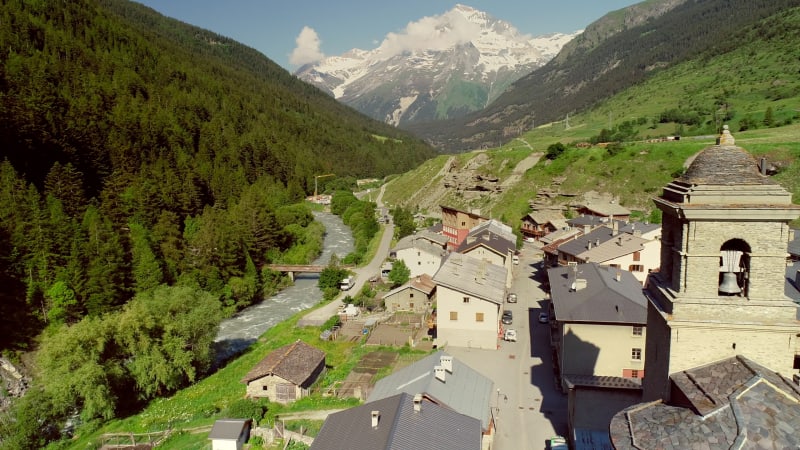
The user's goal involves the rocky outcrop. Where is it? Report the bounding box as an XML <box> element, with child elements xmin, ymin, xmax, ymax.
<box><xmin>0</xmin><ymin>357</ymin><xmax>31</xmax><ymax>412</ymax></box>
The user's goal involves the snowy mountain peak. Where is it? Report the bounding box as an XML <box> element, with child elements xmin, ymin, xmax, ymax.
<box><xmin>295</xmin><ymin>5</ymin><xmax>579</xmax><ymax>126</ymax></box>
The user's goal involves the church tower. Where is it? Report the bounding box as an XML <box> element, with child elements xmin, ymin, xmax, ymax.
<box><xmin>642</xmin><ymin>126</ymin><xmax>800</xmax><ymax>401</ymax></box>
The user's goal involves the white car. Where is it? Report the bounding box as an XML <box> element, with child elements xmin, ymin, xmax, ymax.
<box><xmin>506</xmin><ymin>293</ymin><xmax>517</xmax><ymax>303</ymax></box>
<box><xmin>503</xmin><ymin>329</ymin><xmax>517</xmax><ymax>342</ymax></box>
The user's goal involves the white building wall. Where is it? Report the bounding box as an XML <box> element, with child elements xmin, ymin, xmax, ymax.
<box><xmin>601</xmin><ymin>240</ymin><xmax>660</xmax><ymax>284</ymax></box>
<box><xmin>396</xmin><ymin>247</ymin><xmax>444</xmax><ymax>278</ymax></box>
<box><xmin>436</xmin><ymin>285</ymin><xmax>499</xmax><ymax>350</ymax></box>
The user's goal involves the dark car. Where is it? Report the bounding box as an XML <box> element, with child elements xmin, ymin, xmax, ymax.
<box><xmin>501</xmin><ymin>310</ymin><xmax>513</xmax><ymax>325</ymax></box>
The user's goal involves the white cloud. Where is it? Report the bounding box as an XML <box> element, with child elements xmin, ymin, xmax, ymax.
<box><xmin>374</xmin><ymin>9</ymin><xmax>481</xmax><ymax>60</ymax></box>
<box><xmin>289</xmin><ymin>26</ymin><xmax>325</xmax><ymax>66</ymax></box>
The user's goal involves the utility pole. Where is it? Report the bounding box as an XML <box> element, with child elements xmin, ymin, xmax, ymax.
<box><xmin>314</xmin><ymin>174</ymin><xmax>335</xmax><ymax>199</ymax></box>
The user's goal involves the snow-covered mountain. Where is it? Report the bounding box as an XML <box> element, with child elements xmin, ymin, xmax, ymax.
<box><xmin>294</xmin><ymin>4</ymin><xmax>579</xmax><ymax>126</ymax></box>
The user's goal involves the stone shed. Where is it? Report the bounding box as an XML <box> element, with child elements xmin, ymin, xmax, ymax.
<box><xmin>241</xmin><ymin>340</ymin><xmax>325</xmax><ymax>403</ymax></box>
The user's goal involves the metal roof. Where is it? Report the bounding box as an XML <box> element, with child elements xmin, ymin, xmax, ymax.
<box><xmin>208</xmin><ymin>419</ymin><xmax>250</xmax><ymax>440</ymax></box>
<box><xmin>311</xmin><ymin>392</ymin><xmax>481</xmax><ymax>450</ymax></box>
<box><xmin>433</xmin><ymin>253</ymin><xmax>507</xmax><ymax>305</ymax></box>
<box><xmin>547</xmin><ymin>263</ymin><xmax>647</xmax><ymax>324</ymax></box>
<box><xmin>367</xmin><ymin>351</ymin><xmax>493</xmax><ymax>432</ymax></box>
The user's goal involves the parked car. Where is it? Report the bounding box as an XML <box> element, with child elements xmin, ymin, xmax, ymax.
<box><xmin>506</xmin><ymin>293</ymin><xmax>517</xmax><ymax>303</ymax></box>
<box><xmin>503</xmin><ymin>329</ymin><xmax>517</xmax><ymax>342</ymax></box>
<box><xmin>512</xmin><ymin>254</ymin><xmax>520</xmax><ymax>265</ymax></box>
<box><xmin>502</xmin><ymin>310</ymin><xmax>513</xmax><ymax>325</ymax></box>
<box><xmin>538</xmin><ymin>312</ymin><xmax>549</xmax><ymax>324</ymax></box>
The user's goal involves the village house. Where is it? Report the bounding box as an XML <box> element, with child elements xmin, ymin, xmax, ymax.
<box><xmin>520</xmin><ymin>210</ymin><xmax>567</xmax><ymax>242</ymax></box>
<box><xmin>241</xmin><ymin>340</ymin><xmax>325</xmax><ymax>404</ymax></box>
<box><xmin>575</xmin><ymin>201</ymin><xmax>631</xmax><ymax>221</ymax></box>
<box><xmin>554</xmin><ymin>222</ymin><xmax>661</xmax><ymax>284</ymax></box>
<box><xmin>547</xmin><ymin>263</ymin><xmax>648</xmax><ymax>390</ymax></box>
<box><xmin>433</xmin><ymin>253</ymin><xmax>507</xmax><ymax>350</ymax></box>
<box><xmin>456</xmin><ymin>220</ymin><xmax>516</xmax><ymax>288</ymax></box>
<box><xmin>440</xmin><ymin>205</ymin><xmax>488</xmax><ymax>249</ymax></box>
<box><xmin>367</xmin><ymin>351</ymin><xmax>495</xmax><ymax>443</ymax></box>
<box><xmin>310</xmin><ymin>392</ymin><xmax>481</xmax><ymax>450</ymax></box>
<box><xmin>381</xmin><ymin>273</ymin><xmax>436</xmax><ymax>313</ymax></box>
<box><xmin>390</xmin><ymin>232</ymin><xmax>448</xmax><ymax>278</ymax></box>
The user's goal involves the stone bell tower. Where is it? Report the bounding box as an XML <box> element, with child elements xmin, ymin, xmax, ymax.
<box><xmin>642</xmin><ymin>126</ymin><xmax>800</xmax><ymax>401</ymax></box>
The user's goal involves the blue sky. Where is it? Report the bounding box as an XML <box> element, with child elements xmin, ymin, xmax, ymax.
<box><xmin>135</xmin><ymin>1</ymin><xmax>640</xmax><ymax>70</ymax></box>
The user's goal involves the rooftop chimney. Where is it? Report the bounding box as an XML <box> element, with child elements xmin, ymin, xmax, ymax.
<box><xmin>434</xmin><ymin>365</ymin><xmax>446</xmax><ymax>382</ymax></box>
<box><xmin>413</xmin><ymin>394</ymin><xmax>423</xmax><ymax>413</ymax></box>
<box><xmin>371</xmin><ymin>410</ymin><xmax>380</xmax><ymax>429</ymax></box>
<box><xmin>440</xmin><ymin>355</ymin><xmax>453</xmax><ymax>373</ymax></box>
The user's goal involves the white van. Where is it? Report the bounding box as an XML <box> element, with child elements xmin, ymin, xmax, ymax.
<box><xmin>340</xmin><ymin>275</ymin><xmax>355</xmax><ymax>291</ymax></box>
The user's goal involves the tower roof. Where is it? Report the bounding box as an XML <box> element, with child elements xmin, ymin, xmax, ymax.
<box><xmin>657</xmin><ymin>127</ymin><xmax>798</xmax><ymax>209</ymax></box>
<box><xmin>679</xmin><ymin>144</ymin><xmax>775</xmax><ymax>186</ymax></box>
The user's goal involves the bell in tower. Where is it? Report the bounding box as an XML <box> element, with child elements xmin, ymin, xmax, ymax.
<box><xmin>718</xmin><ymin>249</ymin><xmax>743</xmax><ymax>295</ymax></box>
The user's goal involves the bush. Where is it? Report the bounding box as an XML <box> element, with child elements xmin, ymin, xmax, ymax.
<box><xmin>223</xmin><ymin>399</ymin><xmax>265</xmax><ymax>422</ymax></box>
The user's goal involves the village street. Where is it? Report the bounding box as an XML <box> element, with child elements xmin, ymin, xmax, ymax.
<box><xmin>448</xmin><ymin>244</ymin><xmax>568</xmax><ymax>450</ymax></box>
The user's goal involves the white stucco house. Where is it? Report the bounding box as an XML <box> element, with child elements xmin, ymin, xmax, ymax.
<box><xmin>391</xmin><ymin>233</ymin><xmax>448</xmax><ymax>278</ymax></box>
<box><xmin>432</xmin><ymin>253</ymin><xmax>507</xmax><ymax>350</ymax></box>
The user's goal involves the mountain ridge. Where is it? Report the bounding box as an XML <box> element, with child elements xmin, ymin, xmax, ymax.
<box><xmin>295</xmin><ymin>4</ymin><xmax>578</xmax><ymax>126</ymax></box>
<box><xmin>407</xmin><ymin>0</ymin><xmax>800</xmax><ymax>152</ymax></box>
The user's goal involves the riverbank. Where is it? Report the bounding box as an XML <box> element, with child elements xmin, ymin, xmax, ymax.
<box><xmin>297</xmin><ymin>219</ymin><xmax>394</xmax><ymax>327</ymax></box>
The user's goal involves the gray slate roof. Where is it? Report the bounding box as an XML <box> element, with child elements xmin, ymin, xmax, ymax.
<box><xmin>367</xmin><ymin>351</ymin><xmax>493</xmax><ymax>431</ymax></box>
<box><xmin>310</xmin><ymin>392</ymin><xmax>481</xmax><ymax>450</ymax></box>
<box><xmin>433</xmin><ymin>253</ymin><xmax>507</xmax><ymax>305</ymax></box>
<box><xmin>547</xmin><ymin>263</ymin><xmax>647</xmax><ymax>324</ymax></box>
<box><xmin>392</xmin><ymin>234</ymin><xmax>447</xmax><ymax>257</ymax></box>
<box><xmin>557</xmin><ymin>226</ymin><xmax>619</xmax><ymax>258</ymax></box>
<box><xmin>610</xmin><ymin>356</ymin><xmax>800</xmax><ymax>449</ymax></box>
<box><xmin>468</xmin><ymin>219</ymin><xmax>516</xmax><ymax>243</ymax></box>
<box><xmin>456</xmin><ymin>230</ymin><xmax>515</xmax><ymax>257</ymax></box>
<box><xmin>680</xmin><ymin>145</ymin><xmax>776</xmax><ymax>186</ymax></box>
<box><xmin>618</xmin><ymin>221</ymin><xmax>660</xmax><ymax>237</ymax></box>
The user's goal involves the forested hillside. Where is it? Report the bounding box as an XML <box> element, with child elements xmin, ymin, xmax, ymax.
<box><xmin>0</xmin><ymin>0</ymin><xmax>434</xmax><ymax>347</ymax></box>
<box><xmin>0</xmin><ymin>1</ymin><xmax>435</xmax><ymax>445</ymax></box>
<box><xmin>409</xmin><ymin>0</ymin><xmax>800</xmax><ymax>151</ymax></box>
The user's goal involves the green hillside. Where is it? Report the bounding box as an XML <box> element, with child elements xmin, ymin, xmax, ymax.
<box><xmin>408</xmin><ymin>0</ymin><xmax>800</xmax><ymax>152</ymax></box>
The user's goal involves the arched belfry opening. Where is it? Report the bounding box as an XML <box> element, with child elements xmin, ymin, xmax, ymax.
<box><xmin>718</xmin><ymin>239</ymin><xmax>750</xmax><ymax>296</ymax></box>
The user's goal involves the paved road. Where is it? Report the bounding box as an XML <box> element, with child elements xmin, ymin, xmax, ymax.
<box><xmin>298</xmin><ymin>184</ymin><xmax>394</xmax><ymax>326</ymax></box>
<box><xmin>448</xmin><ymin>244</ymin><xmax>567</xmax><ymax>450</ymax></box>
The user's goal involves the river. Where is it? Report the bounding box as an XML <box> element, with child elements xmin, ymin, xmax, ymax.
<box><xmin>213</xmin><ymin>211</ymin><xmax>354</xmax><ymax>363</ymax></box>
